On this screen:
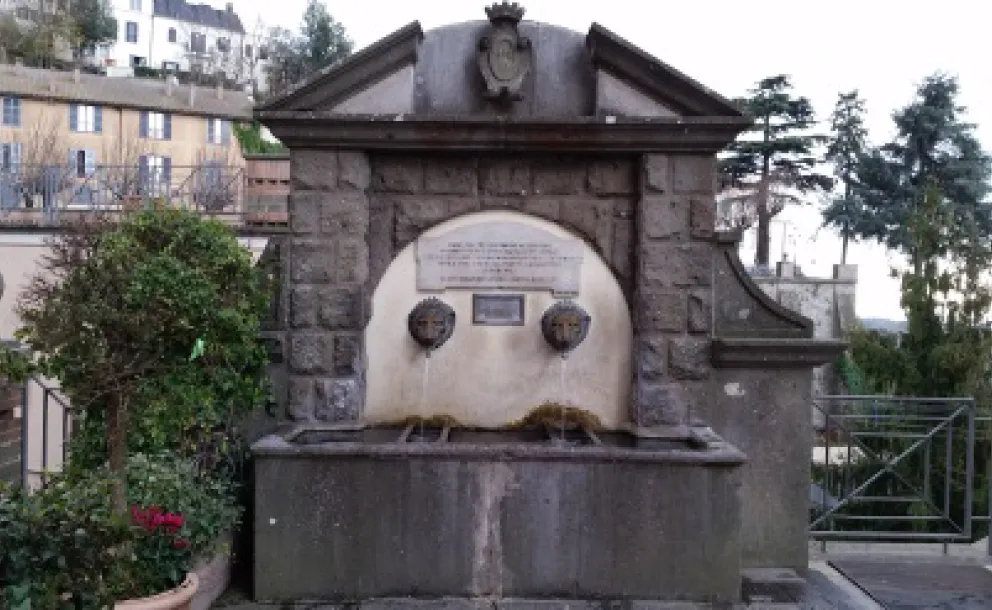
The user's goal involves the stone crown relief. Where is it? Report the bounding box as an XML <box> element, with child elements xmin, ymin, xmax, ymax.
<box><xmin>477</xmin><ymin>2</ymin><xmax>533</xmax><ymax>103</ymax></box>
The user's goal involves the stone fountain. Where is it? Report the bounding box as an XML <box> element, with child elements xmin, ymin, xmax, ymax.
<box><xmin>252</xmin><ymin>4</ymin><xmax>844</xmax><ymax>606</ymax></box>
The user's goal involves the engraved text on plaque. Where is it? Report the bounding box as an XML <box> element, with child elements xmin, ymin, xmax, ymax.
<box><xmin>417</xmin><ymin>222</ymin><xmax>583</xmax><ymax>295</ymax></box>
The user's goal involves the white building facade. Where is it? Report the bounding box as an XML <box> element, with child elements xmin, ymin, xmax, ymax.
<box><xmin>93</xmin><ymin>0</ymin><xmax>267</xmax><ymax>92</ymax></box>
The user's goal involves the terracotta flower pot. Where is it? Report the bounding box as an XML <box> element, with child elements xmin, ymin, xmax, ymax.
<box><xmin>190</xmin><ymin>533</ymin><xmax>233</xmax><ymax>610</ymax></box>
<box><xmin>115</xmin><ymin>573</ymin><xmax>199</xmax><ymax>610</ymax></box>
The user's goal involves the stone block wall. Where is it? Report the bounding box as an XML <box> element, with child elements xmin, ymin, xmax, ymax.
<box><xmin>633</xmin><ymin>154</ymin><xmax>716</xmax><ymax>427</ymax></box>
<box><xmin>278</xmin><ymin>150</ymin><xmax>725</xmax><ymax>427</ymax></box>
<box><xmin>752</xmin><ymin>262</ymin><xmax>858</xmax><ymax>406</ymax></box>
<box><xmin>284</xmin><ymin>150</ymin><xmax>372</xmax><ymax>423</ymax></box>
<box><xmin>366</xmin><ymin>153</ymin><xmax>638</xmax><ymax>298</ymax></box>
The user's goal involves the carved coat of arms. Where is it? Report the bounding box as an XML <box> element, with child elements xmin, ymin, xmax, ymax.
<box><xmin>477</xmin><ymin>3</ymin><xmax>532</xmax><ymax>102</ymax></box>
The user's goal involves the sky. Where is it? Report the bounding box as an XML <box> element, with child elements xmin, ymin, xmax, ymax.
<box><xmin>231</xmin><ymin>0</ymin><xmax>992</xmax><ymax>321</ymax></box>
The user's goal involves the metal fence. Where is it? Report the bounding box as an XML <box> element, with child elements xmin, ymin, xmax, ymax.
<box><xmin>810</xmin><ymin>395</ymin><xmax>991</xmax><ymax>554</ymax></box>
<box><xmin>18</xmin><ymin>376</ymin><xmax>72</xmax><ymax>489</ymax></box>
<box><xmin>0</xmin><ymin>163</ymin><xmax>287</xmax><ymax>229</ymax></box>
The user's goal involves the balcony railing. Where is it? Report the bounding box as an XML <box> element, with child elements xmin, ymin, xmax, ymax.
<box><xmin>0</xmin><ymin>162</ymin><xmax>289</xmax><ymax>231</ymax></box>
<box><xmin>811</xmin><ymin>395</ymin><xmax>991</xmax><ymax>555</ymax></box>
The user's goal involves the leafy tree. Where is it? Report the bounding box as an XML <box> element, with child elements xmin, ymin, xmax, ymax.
<box><xmin>301</xmin><ymin>0</ymin><xmax>352</xmax><ymax>72</ymax></box>
<box><xmin>1</xmin><ymin>211</ymin><xmax>270</xmax><ymax>515</ymax></box>
<box><xmin>234</xmin><ymin>121</ymin><xmax>288</xmax><ymax>155</ymax></box>
<box><xmin>264</xmin><ymin>1</ymin><xmax>353</xmax><ymax>97</ymax></box>
<box><xmin>719</xmin><ymin>75</ymin><xmax>833</xmax><ymax>266</ymax></box>
<box><xmin>840</xmin><ymin>184</ymin><xmax>992</xmax><ymax>538</ymax></box>
<box><xmin>851</xmin><ymin>74</ymin><xmax>992</xmax><ymax>261</ymax></box>
<box><xmin>849</xmin><ymin>184</ymin><xmax>992</xmax><ymax>400</ymax></box>
<box><xmin>823</xmin><ymin>90</ymin><xmax>869</xmax><ymax>264</ymax></box>
<box><xmin>0</xmin><ymin>3</ymin><xmax>79</xmax><ymax>68</ymax></box>
<box><xmin>73</xmin><ymin>0</ymin><xmax>117</xmax><ymax>56</ymax></box>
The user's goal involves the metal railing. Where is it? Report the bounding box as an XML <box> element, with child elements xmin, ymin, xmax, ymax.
<box><xmin>810</xmin><ymin>395</ymin><xmax>991</xmax><ymax>554</ymax></box>
<box><xmin>19</xmin><ymin>376</ymin><xmax>73</xmax><ymax>488</ymax></box>
<box><xmin>0</xmin><ymin>164</ymin><xmax>287</xmax><ymax>229</ymax></box>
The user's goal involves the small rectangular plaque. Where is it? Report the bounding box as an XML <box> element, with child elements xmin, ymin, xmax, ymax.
<box><xmin>473</xmin><ymin>294</ymin><xmax>525</xmax><ymax>326</ymax></box>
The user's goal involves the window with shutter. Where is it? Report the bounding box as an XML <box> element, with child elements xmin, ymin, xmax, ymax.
<box><xmin>71</xmin><ymin>105</ymin><xmax>99</xmax><ymax>133</ymax></box>
<box><xmin>85</xmin><ymin>150</ymin><xmax>96</xmax><ymax>176</ymax></box>
<box><xmin>144</xmin><ymin>112</ymin><xmax>168</xmax><ymax>140</ymax></box>
<box><xmin>2</xmin><ymin>98</ymin><xmax>21</xmax><ymax>127</ymax></box>
<box><xmin>72</xmin><ymin>149</ymin><xmax>87</xmax><ymax>177</ymax></box>
<box><xmin>126</xmin><ymin>22</ymin><xmax>138</xmax><ymax>43</ymax></box>
<box><xmin>1</xmin><ymin>144</ymin><xmax>12</xmax><ymax>172</ymax></box>
<box><xmin>168</xmin><ymin>28</ymin><xmax>176</xmax><ymax>43</ymax></box>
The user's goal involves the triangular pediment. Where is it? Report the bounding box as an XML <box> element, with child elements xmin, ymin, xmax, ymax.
<box><xmin>258</xmin><ymin>19</ymin><xmax>744</xmax><ymax>121</ymax></box>
<box><xmin>259</xmin><ymin>21</ymin><xmax>423</xmax><ymax>113</ymax></box>
<box><xmin>585</xmin><ymin>24</ymin><xmax>743</xmax><ymax>118</ymax></box>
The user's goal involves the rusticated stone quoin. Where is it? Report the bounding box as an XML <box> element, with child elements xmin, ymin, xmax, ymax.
<box><xmin>289</xmin><ymin>333</ymin><xmax>333</xmax><ymax>375</ymax></box>
<box><xmin>291</xmin><ymin>149</ymin><xmax>338</xmax><ymax>191</ymax></box>
<box><xmin>639</xmin><ymin>242</ymin><xmax>711</xmax><ymax>288</ymax></box>
<box><xmin>636</xmin><ymin>289</ymin><xmax>685</xmax><ymax>333</ymax></box>
<box><xmin>636</xmin><ymin>335</ymin><xmax>668</xmax><ymax>382</ymax></box>
<box><xmin>689</xmin><ymin>197</ymin><xmax>715</xmax><ymax>240</ymax></box>
<box><xmin>672</xmin><ymin>155</ymin><xmax>716</xmax><ymax>194</ymax></box>
<box><xmin>641</xmin><ymin>196</ymin><xmax>688</xmax><ymax>240</ymax></box>
<box><xmin>635</xmin><ymin>381</ymin><xmax>689</xmax><ymax>426</ymax></box>
<box><xmin>643</xmin><ymin>154</ymin><xmax>670</xmax><ymax>193</ymax></box>
<box><xmin>688</xmin><ymin>289</ymin><xmax>712</xmax><ymax>334</ymax></box>
<box><xmin>669</xmin><ymin>337</ymin><xmax>711</xmax><ymax>380</ymax></box>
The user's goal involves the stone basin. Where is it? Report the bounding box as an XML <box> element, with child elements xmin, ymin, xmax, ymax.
<box><xmin>252</xmin><ymin>425</ymin><xmax>746</xmax><ymax>604</ymax></box>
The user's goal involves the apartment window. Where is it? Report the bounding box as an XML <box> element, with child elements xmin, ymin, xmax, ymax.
<box><xmin>168</xmin><ymin>27</ymin><xmax>176</xmax><ymax>43</ymax></box>
<box><xmin>70</xmin><ymin>149</ymin><xmax>96</xmax><ymax>178</ymax></box>
<box><xmin>189</xmin><ymin>32</ymin><xmax>206</xmax><ymax>54</ymax></box>
<box><xmin>258</xmin><ymin>46</ymin><xmax>269</xmax><ymax>61</ymax></box>
<box><xmin>206</xmin><ymin>118</ymin><xmax>230</xmax><ymax>145</ymax></box>
<box><xmin>69</xmin><ymin>104</ymin><xmax>102</xmax><ymax>133</ymax></box>
<box><xmin>2</xmin><ymin>97</ymin><xmax>21</xmax><ymax>127</ymax></box>
<box><xmin>125</xmin><ymin>21</ymin><xmax>138</xmax><ymax>43</ymax></box>
<box><xmin>129</xmin><ymin>0</ymin><xmax>141</xmax><ymax>9</ymax></box>
<box><xmin>0</xmin><ymin>143</ymin><xmax>22</xmax><ymax>172</ymax></box>
<box><xmin>140</xmin><ymin>110</ymin><xmax>171</xmax><ymax>140</ymax></box>
<box><xmin>244</xmin><ymin>44</ymin><xmax>252</xmax><ymax>59</ymax></box>
<box><xmin>139</xmin><ymin>154</ymin><xmax>171</xmax><ymax>196</ymax></box>
<box><xmin>130</xmin><ymin>55</ymin><xmax>146</xmax><ymax>67</ymax></box>
<box><xmin>216</xmin><ymin>37</ymin><xmax>229</xmax><ymax>53</ymax></box>
<box><xmin>15</xmin><ymin>6</ymin><xmax>28</xmax><ymax>19</ymax></box>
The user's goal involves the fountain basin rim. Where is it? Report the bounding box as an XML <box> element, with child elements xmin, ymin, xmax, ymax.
<box><xmin>251</xmin><ymin>427</ymin><xmax>747</xmax><ymax>466</ymax></box>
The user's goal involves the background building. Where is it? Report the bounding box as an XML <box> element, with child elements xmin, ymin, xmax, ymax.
<box><xmin>87</xmin><ymin>0</ymin><xmax>267</xmax><ymax>92</ymax></box>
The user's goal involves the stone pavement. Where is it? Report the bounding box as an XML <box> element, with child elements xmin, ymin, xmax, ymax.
<box><xmin>214</xmin><ymin>540</ymin><xmax>992</xmax><ymax>610</ymax></box>
<box><xmin>212</xmin><ymin>562</ymin><xmax>879</xmax><ymax>610</ymax></box>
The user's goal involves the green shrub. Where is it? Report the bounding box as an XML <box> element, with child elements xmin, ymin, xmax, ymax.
<box><xmin>0</xmin><ymin>474</ymin><xmax>130</xmax><ymax>609</ymax></box>
<box><xmin>0</xmin><ymin>454</ymin><xmax>241</xmax><ymax>608</ymax></box>
<box><xmin>3</xmin><ymin>209</ymin><xmax>271</xmax><ymax>512</ymax></box>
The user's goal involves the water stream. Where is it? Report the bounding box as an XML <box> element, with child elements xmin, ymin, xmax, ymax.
<box><xmin>418</xmin><ymin>351</ymin><xmax>431</xmax><ymax>442</ymax></box>
<box><xmin>558</xmin><ymin>354</ymin><xmax>568</xmax><ymax>443</ymax></box>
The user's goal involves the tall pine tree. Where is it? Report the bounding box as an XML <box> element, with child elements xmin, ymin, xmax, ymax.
<box><xmin>720</xmin><ymin>75</ymin><xmax>833</xmax><ymax>267</ymax></box>
<box><xmin>823</xmin><ymin>91</ymin><xmax>869</xmax><ymax>264</ymax></box>
<box><xmin>852</xmin><ymin>74</ymin><xmax>992</xmax><ymax>262</ymax></box>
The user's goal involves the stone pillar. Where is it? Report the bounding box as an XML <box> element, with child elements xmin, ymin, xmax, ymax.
<box><xmin>286</xmin><ymin>150</ymin><xmax>371</xmax><ymax>422</ymax></box>
<box><xmin>633</xmin><ymin>154</ymin><xmax>715</xmax><ymax>427</ymax></box>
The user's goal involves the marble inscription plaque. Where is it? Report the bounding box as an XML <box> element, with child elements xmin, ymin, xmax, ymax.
<box><xmin>418</xmin><ymin>221</ymin><xmax>583</xmax><ymax>294</ymax></box>
<box><xmin>473</xmin><ymin>294</ymin><xmax>525</xmax><ymax>326</ymax></box>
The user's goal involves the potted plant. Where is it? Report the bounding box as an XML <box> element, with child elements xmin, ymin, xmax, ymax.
<box><xmin>0</xmin><ymin>209</ymin><xmax>269</xmax><ymax>605</ymax></box>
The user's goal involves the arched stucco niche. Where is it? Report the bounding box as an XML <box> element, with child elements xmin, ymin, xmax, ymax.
<box><xmin>364</xmin><ymin>210</ymin><xmax>633</xmax><ymax>430</ymax></box>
